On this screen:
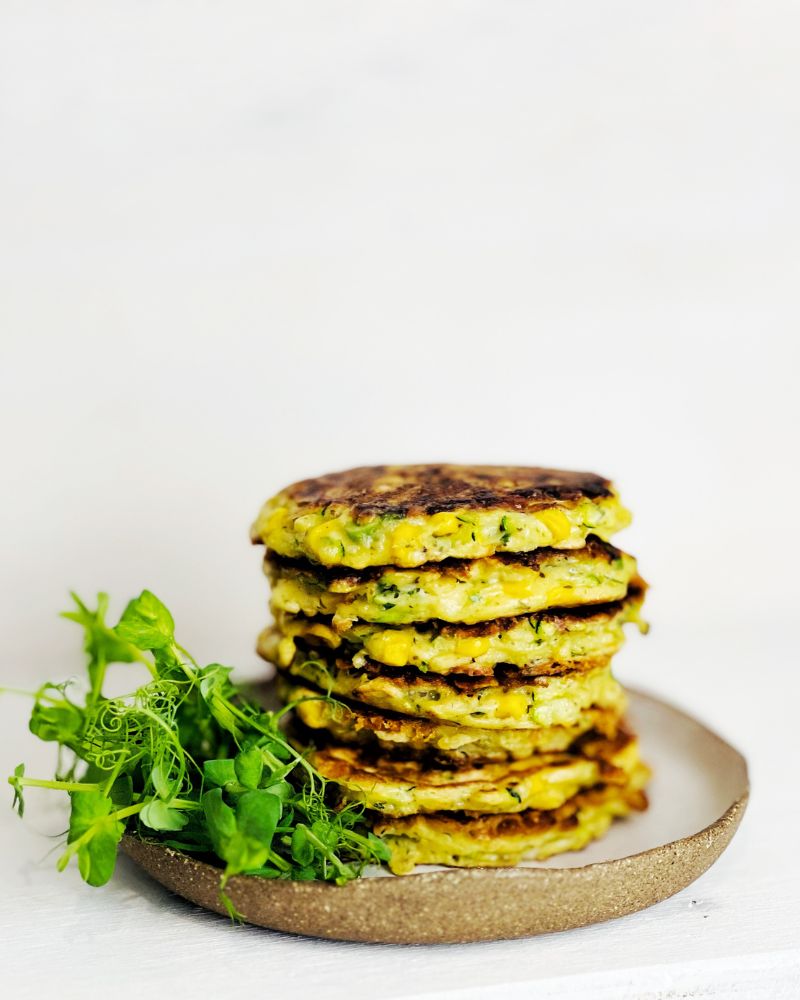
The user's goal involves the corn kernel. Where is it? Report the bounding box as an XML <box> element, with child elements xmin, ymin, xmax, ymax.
<box><xmin>306</xmin><ymin>520</ymin><xmax>344</xmax><ymax>563</ymax></box>
<box><xmin>306</xmin><ymin>623</ymin><xmax>340</xmax><ymax>648</ymax></box>
<box><xmin>503</xmin><ymin>578</ymin><xmax>535</xmax><ymax>599</ymax></box>
<box><xmin>494</xmin><ymin>692</ymin><xmax>529</xmax><ymax>720</ymax></box>
<box><xmin>264</xmin><ymin>506</ymin><xmax>289</xmax><ymax>536</ymax></box>
<box><xmin>390</xmin><ymin>522</ymin><xmax>423</xmax><ymax>561</ymax></box>
<box><xmin>536</xmin><ymin>508</ymin><xmax>572</xmax><ymax>543</ymax></box>
<box><xmin>365</xmin><ymin>629</ymin><xmax>413</xmax><ymax>667</ymax></box>
<box><xmin>430</xmin><ymin>512</ymin><xmax>460</xmax><ymax>536</ymax></box>
<box><xmin>454</xmin><ymin>636</ymin><xmax>491</xmax><ymax>658</ymax></box>
<box><xmin>277</xmin><ymin>636</ymin><xmax>296</xmax><ymax>668</ymax></box>
<box><xmin>548</xmin><ymin>586</ymin><xmax>575</xmax><ymax>606</ymax></box>
<box><xmin>299</xmin><ymin>699</ymin><xmax>325</xmax><ymax>726</ymax></box>
<box><xmin>293</xmin><ymin>512</ymin><xmax>319</xmax><ymax>532</ymax></box>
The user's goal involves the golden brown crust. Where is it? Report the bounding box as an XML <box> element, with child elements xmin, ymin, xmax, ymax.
<box><xmin>278</xmin><ymin>677</ymin><xmax>626</xmax><ymax>763</ymax></box>
<box><xmin>372</xmin><ymin>782</ymin><xmax>649</xmax><ymax>839</ymax></box>
<box><xmin>277</xmin><ymin>464</ymin><xmax>614</xmax><ymax>518</ymax></box>
<box><xmin>334</xmin><ymin>703</ymin><xmax>621</xmax><ymax>745</ymax></box>
<box><xmin>311</xmin><ymin>729</ymin><xmax>636</xmax><ymax>786</ymax></box>
<box><xmin>277</xmin><ymin>580</ymin><xmax>646</xmax><ymax>643</ymax></box>
<box><xmin>434</xmin><ymin>584</ymin><xmax>645</xmax><ymax>637</ymax></box>
<box><xmin>267</xmin><ymin>535</ymin><xmax>625</xmax><ymax>585</ymax></box>
<box><xmin>277</xmin><ymin>656</ymin><xmax>607</xmax><ymax>690</ymax></box>
<box><xmin>369</xmin><ymin>658</ymin><xmax>608</xmax><ymax>685</ymax></box>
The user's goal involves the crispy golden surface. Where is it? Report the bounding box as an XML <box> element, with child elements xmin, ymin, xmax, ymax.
<box><xmin>267</xmin><ymin>538</ymin><xmax>638</xmax><ymax>628</ymax></box>
<box><xmin>374</xmin><ymin>770</ymin><xmax>650</xmax><ymax>873</ymax></box>
<box><xmin>278</xmin><ymin>678</ymin><xmax>624</xmax><ymax>763</ymax></box>
<box><xmin>306</xmin><ymin>730</ymin><xmax>641</xmax><ymax>817</ymax></box>
<box><xmin>252</xmin><ymin>465</ymin><xmax>631</xmax><ymax>568</ymax></box>
<box><xmin>265</xmin><ymin>645</ymin><xmax>627</xmax><ymax>728</ymax></box>
<box><xmin>267</xmin><ymin>465</ymin><xmax>615</xmax><ymax>516</ymax></box>
<box><xmin>265</xmin><ymin>583</ymin><xmax>646</xmax><ymax>676</ymax></box>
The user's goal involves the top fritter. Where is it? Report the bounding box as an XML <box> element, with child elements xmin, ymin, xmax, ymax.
<box><xmin>251</xmin><ymin>464</ymin><xmax>631</xmax><ymax>568</ymax></box>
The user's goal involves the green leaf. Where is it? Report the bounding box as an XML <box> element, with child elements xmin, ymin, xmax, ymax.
<box><xmin>289</xmin><ymin>866</ymin><xmax>318</xmax><ymax>881</ymax></box>
<box><xmin>366</xmin><ymin>832</ymin><xmax>392</xmax><ymax>863</ymax></box>
<box><xmin>243</xmin><ymin>866</ymin><xmax>283</xmax><ymax>880</ymax></box>
<box><xmin>109</xmin><ymin>774</ymin><xmax>134</xmax><ymax>807</ymax></box>
<box><xmin>202</xmin><ymin>788</ymin><xmax>281</xmax><ymax>877</ymax></box>
<box><xmin>262</xmin><ymin>780</ymin><xmax>292</xmax><ymax>803</ymax></box>
<box><xmin>261</xmin><ymin>737</ymin><xmax>293</xmax><ymax>762</ymax></box>
<box><xmin>62</xmin><ymin>593</ymin><xmax>133</xmax><ymax>656</ymax></box>
<box><xmin>234</xmin><ymin>747</ymin><xmax>263</xmax><ymax>790</ymax></box>
<box><xmin>235</xmin><ymin>789</ymin><xmax>280</xmax><ymax>845</ymax></box>
<box><xmin>291</xmin><ymin>825</ymin><xmax>314</xmax><ymax>866</ymax></box>
<box><xmin>201</xmin><ymin>788</ymin><xmax>237</xmax><ymax>854</ymax></box>
<box><xmin>150</xmin><ymin>763</ymin><xmax>175</xmax><ymax>800</ymax></box>
<box><xmin>203</xmin><ymin>759</ymin><xmax>237</xmax><ymax>788</ymax></box>
<box><xmin>65</xmin><ymin>790</ymin><xmax>125</xmax><ymax>887</ymax></box>
<box><xmin>28</xmin><ymin>691</ymin><xmax>84</xmax><ymax>744</ymax></box>
<box><xmin>140</xmin><ymin>798</ymin><xmax>189</xmax><ymax>832</ymax></box>
<box><xmin>116</xmin><ymin>590</ymin><xmax>175</xmax><ymax>651</ymax></box>
<box><xmin>198</xmin><ymin>666</ymin><xmax>242</xmax><ymax>738</ymax></box>
<box><xmin>224</xmin><ymin>790</ymin><xmax>281</xmax><ymax>874</ymax></box>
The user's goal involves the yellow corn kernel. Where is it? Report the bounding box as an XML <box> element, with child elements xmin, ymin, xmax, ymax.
<box><xmin>306</xmin><ymin>623</ymin><xmax>340</xmax><ymax>648</ymax></box>
<box><xmin>390</xmin><ymin>522</ymin><xmax>423</xmax><ymax>560</ymax></box>
<box><xmin>365</xmin><ymin>629</ymin><xmax>413</xmax><ymax>667</ymax></box>
<box><xmin>264</xmin><ymin>506</ymin><xmax>289</xmax><ymax>536</ymax></box>
<box><xmin>548</xmin><ymin>586</ymin><xmax>575</xmax><ymax>606</ymax></box>
<box><xmin>293</xmin><ymin>512</ymin><xmax>319</xmax><ymax>532</ymax></box>
<box><xmin>454</xmin><ymin>636</ymin><xmax>491</xmax><ymax>658</ymax></box>
<box><xmin>306</xmin><ymin>520</ymin><xmax>344</xmax><ymax>563</ymax></box>
<box><xmin>277</xmin><ymin>636</ymin><xmax>296</xmax><ymax>668</ymax></box>
<box><xmin>430</xmin><ymin>512</ymin><xmax>460</xmax><ymax>536</ymax></box>
<box><xmin>536</xmin><ymin>508</ymin><xmax>572</xmax><ymax>544</ymax></box>
<box><xmin>503</xmin><ymin>578</ymin><xmax>535</xmax><ymax>599</ymax></box>
<box><xmin>494</xmin><ymin>692</ymin><xmax>529</xmax><ymax>720</ymax></box>
<box><xmin>298</xmin><ymin>698</ymin><xmax>325</xmax><ymax>727</ymax></box>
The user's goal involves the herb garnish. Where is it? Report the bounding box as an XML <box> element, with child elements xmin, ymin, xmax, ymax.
<box><xmin>6</xmin><ymin>591</ymin><xmax>389</xmax><ymax>914</ymax></box>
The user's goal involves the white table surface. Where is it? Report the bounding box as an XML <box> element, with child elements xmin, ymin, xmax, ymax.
<box><xmin>2</xmin><ymin>620</ymin><xmax>798</xmax><ymax>1000</ymax></box>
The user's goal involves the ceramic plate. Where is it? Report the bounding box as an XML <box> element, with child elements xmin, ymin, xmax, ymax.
<box><xmin>121</xmin><ymin>689</ymin><xmax>748</xmax><ymax>943</ymax></box>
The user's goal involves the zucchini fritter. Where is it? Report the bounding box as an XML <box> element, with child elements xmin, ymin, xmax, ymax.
<box><xmin>266</xmin><ymin>648</ymin><xmax>626</xmax><ymax>728</ymax></box>
<box><xmin>267</xmin><ymin>537</ymin><xmax>638</xmax><ymax>628</ymax></box>
<box><xmin>265</xmin><ymin>583</ymin><xmax>646</xmax><ymax>676</ymax></box>
<box><xmin>252</xmin><ymin>464</ymin><xmax>631</xmax><ymax>569</ymax></box>
<box><xmin>375</xmin><ymin>771</ymin><xmax>651</xmax><ymax>874</ymax></box>
<box><xmin>307</xmin><ymin>730</ymin><xmax>642</xmax><ymax>817</ymax></box>
<box><xmin>254</xmin><ymin>464</ymin><xmax>651</xmax><ymax>878</ymax></box>
<box><xmin>278</xmin><ymin>678</ymin><xmax>625</xmax><ymax>763</ymax></box>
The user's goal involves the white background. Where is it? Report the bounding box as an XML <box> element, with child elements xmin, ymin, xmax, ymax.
<box><xmin>1</xmin><ymin>2</ymin><xmax>799</xmax><ymax>997</ymax></box>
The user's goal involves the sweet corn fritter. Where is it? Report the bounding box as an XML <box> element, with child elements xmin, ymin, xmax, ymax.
<box><xmin>304</xmin><ymin>730</ymin><xmax>642</xmax><ymax>816</ymax></box>
<box><xmin>374</xmin><ymin>770</ymin><xmax>651</xmax><ymax>874</ymax></box>
<box><xmin>252</xmin><ymin>465</ymin><xmax>631</xmax><ymax>569</ymax></box>
<box><xmin>264</xmin><ymin>583</ymin><xmax>646</xmax><ymax>676</ymax></box>
<box><xmin>266</xmin><ymin>537</ymin><xmax>638</xmax><ymax>628</ymax></box>
<box><xmin>278</xmin><ymin>678</ymin><xmax>625</xmax><ymax>763</ymax></box>
<box><xmin>263</xmin><ymin>646</ymin><xmax>626</xmax><ymax>729</ymax></box>
<box><xmin>253</xmin><ymin>463</ymin><xmax>649</xmax><ymax>874</ymax></box>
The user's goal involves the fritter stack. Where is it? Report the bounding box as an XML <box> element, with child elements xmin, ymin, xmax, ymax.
<box><xmin>252</xmin><ymin>465</ymin><xmax>650</xmax><ymax>874</ymax></box>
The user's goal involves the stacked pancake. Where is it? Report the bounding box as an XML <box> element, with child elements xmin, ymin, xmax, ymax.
<box><xmin>252</xmin><ymin>465</ymin><xmax>650</xmax><ymax>874</ymax></box>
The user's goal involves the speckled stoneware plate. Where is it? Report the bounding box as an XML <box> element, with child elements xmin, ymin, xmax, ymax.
<box><xmin>121</xmin><ymin>689</ymin><xmax>748</xmax><ymax>944</ymax></box>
